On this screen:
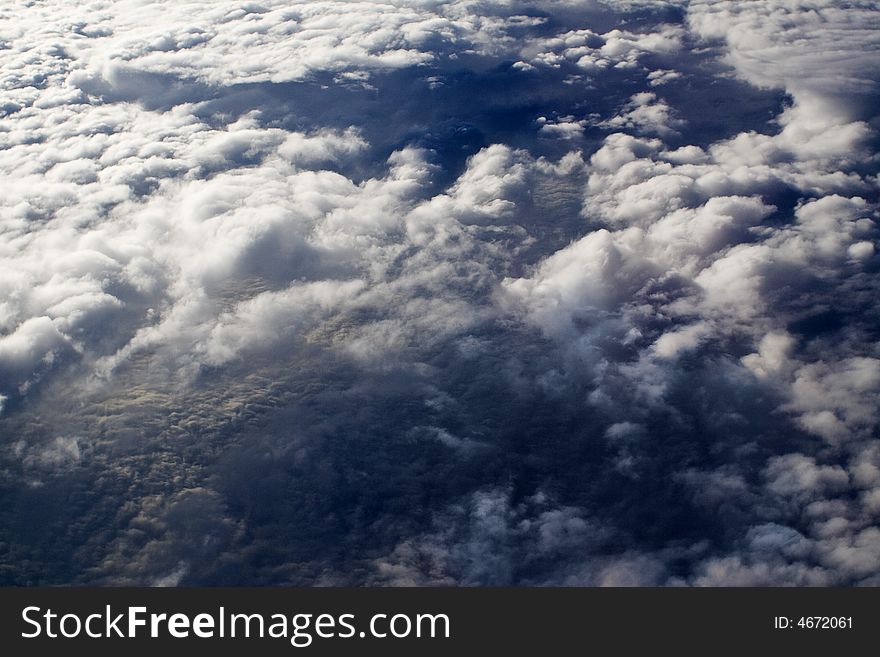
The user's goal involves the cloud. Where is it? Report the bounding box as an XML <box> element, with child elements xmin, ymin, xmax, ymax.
<box><xmin>537</xmin><ymin>116</ymin><xmax>588</xmax><ymax>140</ymax></box>
<box><xmin>601</xmin><ymin>91</ymin><xmax>683</xmax><ymax>137</ymax></box>
<box><xmin>490</xmin><ymin>0</ymin><xmax>880</xmax><ymax>585</ymax></box>
<box><xmin>1</xmin><ymin>0</ymin><xmax>878</xmax><ymax>586</ymax></box>
<box><xmin>688</xmin><ymin>0</ymin><xmax>880</xmax><ymax>120</ymax></box>
<box><xmin>520</xmin><ymin>21</ymin><xmax>684</xmax><ymax>73</ymax></box>
<box><xmin>0</xmin><ymin>317</ymin><xmax>71</xmax><ymax>388</ymax></box>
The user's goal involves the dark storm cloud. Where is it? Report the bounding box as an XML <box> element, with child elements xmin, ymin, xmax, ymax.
<box><xmin>1</xmin><ymin>0</ymin><xmax>878</xmax><ymax>586</ymax></box>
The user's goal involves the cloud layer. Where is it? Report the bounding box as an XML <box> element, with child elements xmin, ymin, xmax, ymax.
<box><xmin>1</xmin><ymin>0</ymin><xmax>878</xmax><ymax>586</ymax></box>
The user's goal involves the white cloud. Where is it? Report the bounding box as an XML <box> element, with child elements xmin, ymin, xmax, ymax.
<box><xmin>520</xmin><ymin>23</ymin><xmax>684</xmax><ymax>73</ymax></box>
<box><xmin>0</xmin><ymin>0</ymin><xmax>575</xmax><ymax>98</ymax></box>
<box><xmin>647</xmin><ymin>68</ymin><xmax>681</xmax><ymax>87</ymax></box>
<box><xmin>601</xmin><ymin>92</ymin><xmax>683</xmax><ymax>137</ymax></box>
<box><xmin>536</xmin><ymin>115</ymin><xmax>587</xmax><ymax>140</ymax></box>
<box><xmin>277</xmin><ymin>128</ymin><xmax>368</xmax><ymax>167</ymax></box>
<box><xmin>0</xmin><ymin>317</ymin><xmax>69</xmax><ymax>382</ymax></box>
<box><xmin>1</xmin><ymin>0</ymin><xmax>878</xmax><ymax>586</ymax></box>
<box><xmin>688</xmin><ymin>0</ymin><xmax>880</xmax><ymax>121</ymax></box>
<box><xmin>503</xmin><ymin>1</ymin><xmax>879</xmax><ymax>474</ymax></box>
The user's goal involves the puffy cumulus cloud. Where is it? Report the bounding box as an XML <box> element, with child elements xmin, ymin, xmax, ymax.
<box><xmin>0</xmin><ymin>317</ymin><xmax>71</xmax><ymax>387</ymax></box>
<box><xmin>647</xmin><ymin>68</ymin><xmax>681</xmax><ymax>87</ymax></box>
<box><xmin>277</xmin><ymin>128</ymin><xmax>368</xmax><ymax>167</ymax></box>
<box><xmin>4</xmin><ymin>0</ymin><xmax>663</xmax><ymax>101</ymax></box>
<box><xmin>1</xmin><ymin>0</ymin><xmax>487</xmax><ymax>92</ymax></box>
<box><xmin>1</xmin><ymin>101</ymin><xmax>353</xmax><ymax>390</ymax></box>
<box><xmin>497</xmin><ymin>0</ymin><xmax>880</xmax><ymax>585</ymax></box>
<box><xmin>536</xmin><ymin>115</ymin><xmax>589</xmax><ymax>140</ymax></box>
<box><xmin>8</xmin><ymin>128</ymin><xmax>565</xmax><ymax>391</ymax></box>
<box><xmin>688</xmin><ymin>0</ymin><xmax>880</xmax><ymax>120</ymax></box>
<box><xmin>1</xmin><ymin>0</ymin><xmax>879</xmax><ymax>586</ymax></box>
<box><xmin>687</xmin><ymin>1</ymin><xmax>880</xmax><ymax>186</ymax></box>
<box><xmin>787</xmin><ymin>358</ymin><xmax>880</xmax><ymax>444</ymax></box>
<box><xmin>600</xmin><ymin>91</ymin><xmax>683</xmax><ymax>137</ymax></box>
<box><xmin>501</xmin><ymin>227</ymin><xmax>655</xmax><ymax>340</ymax></box>
<box><xmin>2</xmin><ymin>27</ymin><xmax>588</xmax><ymax>395</ymax></box>
<box><xmin>518</xmin><ymin>21</ymin><xmax>684</xmax><ymax>74</ymax></box>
